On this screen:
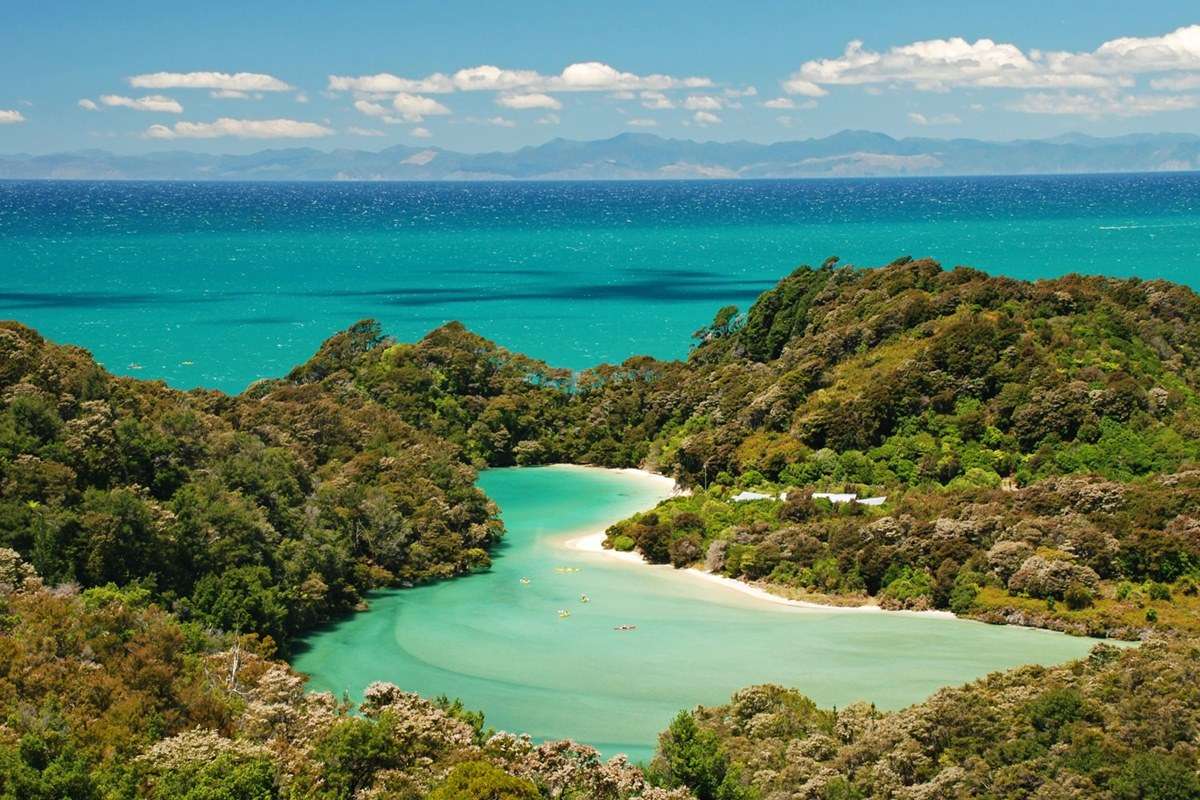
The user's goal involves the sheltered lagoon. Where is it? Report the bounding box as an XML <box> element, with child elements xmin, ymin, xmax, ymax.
<box><xmin>291</xmin><ymin>465</ymin><xmax>1102</xmax><ymax>762</ymax></box>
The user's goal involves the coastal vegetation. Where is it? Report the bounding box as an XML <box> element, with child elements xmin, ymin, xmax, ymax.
<box><xmin>655</xmin><ymin>639</ymin><xmax>1200</xmax><ymax>800</ymax></box>
<box><xmin>1</xmin><ymin>256</ymin><xmax>1199</xmax><ymax>794</ymax></box>
<box><xmin>0</xmin><ymin>320</ymin><xmax>500</xmax><ymax>649</ymax></box>
<box><xmin>277</xmin><ymin>257</ymin><xmax>1200</xmax><ymax>494</ymax></box>
<box><xmin>603</xmin><ymin>472</ymin><xmax>1200</xmax><ymax>638</ymax></box>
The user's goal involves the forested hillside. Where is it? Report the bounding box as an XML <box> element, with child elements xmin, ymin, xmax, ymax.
<box><xmin>2</xmin><ymin>257</ymin><xmax>1199</xmax><ymax>796</ymax></box>
<box><xmin>279</xmin><ymin>258</ymin><xmax>1200</xmax><ymax>490</ymax></box>
<box><xmin>0</xmin><ymin>322</ymin><xmax>500</xmax><ymax>647</ymax></box>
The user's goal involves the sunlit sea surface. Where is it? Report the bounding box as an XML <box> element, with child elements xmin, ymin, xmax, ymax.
<box><xmin>3</xmin><ymin>174</ymin><xmax>1198</xmax><ymax>392</ymax></box>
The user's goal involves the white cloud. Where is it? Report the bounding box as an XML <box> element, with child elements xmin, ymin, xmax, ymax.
<box><xmin>683</xmin><ymin>95</ymin><xmax>722</xmax><ymax>110</ymax></box>
<box><xmin>347</xmin><ymin>126</ymin><xmax>385</xmax><ymax>137</ymax></box>
<box><xmin>210</xmin><ymin>89</ymin><xmax>251</xmax><ymax>99</ymax></box>
<box><xmin>776</xmin><ymin>115</ymin><xmax>793</xmax><ymax>127</ymax></box>
<box><xmin>392</xmin><ymin>93</ymin><xmax>451</xmax><ymax>121</ymax></box>
<box><xmin>497</xmin><ymin>92</ymin><xmax>561</xmax><ymax>110</ymax></box>
<box><xmin>1045</xmin><ymin>25</ymin><xmax>1200</xmax><ymax>76</ymax></box>
<box><xmin>0</xmin><ymin>110</ymin><xmax>26</xmax><ymax>124</ymax></box>
<box><xmin>627</xmin><ymin>117</ymin><xmax>658</xmax><ymax>127</ymax></box>
<box><xmin>724</xmin><ymin>86</ymin><xmax>758</xmax><ymax>97</ymax></box>
<box><xmin>782</xmin><ymin>78</ymin><xmax>828</xmax><ymax>97</ymax></box>
<box><xmin>411</xmin><ymin>127</ymin><xmax>432</xmax><ymax>138</ymax></box>
<box><xmin>452</xmin><ymin>65</ymin><xmax>543</xmax><ymax>91</ymax></box>
<box><xmin>486</xmin><ymin>116</ymin><xmax>516</xmax><ymax>128</ymax></box>
<box><xmin>787</xmin><ymin>37</ymin><xmax>1103</xmax><ymax>92</ymax></box>
<box><xmin>78</xmin><ymin>98</ymin><xmax>99</xmax><ymax>111</ymax></box>
<box><xmin>764</xmin><ymin>97</ymin><xmax>816</xmax><ymax>110</ymax></box>
<box><xmin>330</xmin><ymin>62</ymin><xmax>710</xmax><ymax>96</ymax></box>
<box><xmin>692</xmin><ymin>110</ymin><xmax>721</xmax><ymax>126</ymax></box>
<box><xmin>554</xmin><ymin>61</ymin><xmax>710</xmax><ymax>91</ymax></box>
<box><xmin>1008</xmin><ymin>91</ymin><xmax>1199</xmax><ymax>117</ymax></box>
<box><xmin>784</xmin><ymin>25</ymin><xmax>1200</xmax><ymax>101</ymax></box>
<box><xmin>353</xmin><ymin>100</ymin><xmax>386</xmax><ymax>115</ymax></box>
<box><xmin>609</xmin><ymin>90</ymin><xmax>636</xmax><ymax>100</ymax></box>
<box><xmin>328</xmin><ymin>73</ymin><xmax>454</xmax><ymax>94</ymax></box>
<box><xmin>145</xmin><ymin>117</ymin><xmax>333</xmax><ymax>139</ymax></box>
<box><xmin>130</xmin><ymin>71</ymin><xmax>291</xmax><ymax>92</ymax></box>
<box><xmin>100</xmin><ymin>94</ymin><xmax>184</xmax><ymax>113</ymax></box>
<box><xmin>295</xmin><ymin>92</ymin><xmax>309</xmax><ymax>103</ymax></box>
<box><xmin>640</xmin><ymin>91</ymin><xmax>674</xmax><ymax>109</ymax></box>
<box><xmin>907</xmin><ymin>111</ymin><xmax>962</xmax><ymax>125</ymax></box>
<box><xmin>1150</xmin><ymin>73</ymin><xmax>1200</xmax><ymax>91</ymax></box>
<box><xmin>535</xmin><ymin>113</ymin><xmax>560</xmax><ymax>125</ymax></box>
<box><xmin>354</xmin><ymin>99</ymin><xmax>397</xmax><ymax>121</ymax></box>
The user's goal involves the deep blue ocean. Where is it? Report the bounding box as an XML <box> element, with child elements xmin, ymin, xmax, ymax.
<box><xmin>2</xmin><ymin>174</ymin><xmax>1198</xmax><ymax>392</ymax></box>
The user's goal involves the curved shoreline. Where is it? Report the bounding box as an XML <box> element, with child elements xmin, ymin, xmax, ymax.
<box><xmin>551</xmin><ymin>466</ymin><xmax>959</xmax><ymax>620</ymax></box>
<box><xmin>541</xmin><ymin>465</ymin><xmax>1138</xmax><ymax>639</ymax></box>
<box><xmin>565</xmin><ymin>529</ymin><xmax>957</xmax><ymax>620</ymax></box>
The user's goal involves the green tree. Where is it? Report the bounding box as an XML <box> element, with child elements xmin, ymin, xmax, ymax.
<box><xmin>427</xmin><ymin>761</ymin><xmax>539</xmax><ymax>800</ymax></box>
<box><xmin>190</xmin><ymin>566</ymin><xmax>288</xmax><ymax>645</ymax></box>
<box><xmin>655</xmin><ymin>711</ymin><xmax>750</xmax><ymax>800</ymax></box>
<box><xmin>312</xmin><ymin>716</ymin><xmax>399</xmax><ymax>800</ymax></box>
<box><xmin>148</xmin><ymin>754</ymin><xmax>277</xmax><ymax>800</ymax></box>
<box><xmin>1110</xmin><ymin>752</ymin><xmax>1200</xmax><ymax>800</ymax></box>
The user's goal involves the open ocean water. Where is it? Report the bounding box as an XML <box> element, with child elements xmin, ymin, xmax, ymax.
<box><xmin>2</xmin><ymin>174</ymin><xmax>1198</xmax><ymax>393</ymax></box>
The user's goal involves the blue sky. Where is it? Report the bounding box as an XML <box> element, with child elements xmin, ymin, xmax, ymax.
<box><xmin>3</xmin><ymin>1</ymin><xmax>1200</xmax><ymax>153</ymax></box>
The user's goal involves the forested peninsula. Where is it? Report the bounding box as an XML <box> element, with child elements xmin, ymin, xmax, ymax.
<box><xmin>1</xmin><ymin>257</ymin><xmax>1198</xmax><ymax>798</ymax></box>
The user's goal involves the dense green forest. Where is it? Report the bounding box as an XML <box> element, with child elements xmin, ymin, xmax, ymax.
<box><xmin>0</xmin><ymin>320</ymin><xmax>500</xmax><ymax>648</ymax></box>
<box><xmin>1</xmin><ymin>257</ymin><xmax>1199</xmax><ymax>796</ymax></box>
<box><xmin>604</xmin><ymin>473</ymin><xmax>1200</xmax><ymax>638</ymax></box>
<box><xmin>279</xmin><ymin>257</ymin><xmax>1200</xmax><ymax>488</ymax></box>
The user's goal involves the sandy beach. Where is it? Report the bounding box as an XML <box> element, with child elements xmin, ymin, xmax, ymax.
<box><xmin>559</xmin><ymin>468</ymin><xmax>958</xmax><ymax>620</ymax></box>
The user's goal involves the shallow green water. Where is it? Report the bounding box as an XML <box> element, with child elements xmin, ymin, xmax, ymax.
<box><xmin>291</xmin><ymin>465</ymin><xmax>1099</xmax><ymax>761</ymax></box>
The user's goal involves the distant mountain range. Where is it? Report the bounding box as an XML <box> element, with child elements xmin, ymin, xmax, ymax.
<box><xmin>4</xmin><ymin>130</ymin><xmax>1200</xmax><ymax>181</ymax></box>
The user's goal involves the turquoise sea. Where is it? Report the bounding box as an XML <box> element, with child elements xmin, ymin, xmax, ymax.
<box><xmin>292</xmin><ymin>466</ymin><xmax>1100</xmax><ymax>762</ymax></box>
<box><xmin>3</xmin><ymin>174</ymin><xmax>1199</xmax><ymax>392</ymax></box>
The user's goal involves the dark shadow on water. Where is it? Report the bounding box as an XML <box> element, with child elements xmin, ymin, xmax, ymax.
<box><xmin>0</xmin><ymin>289</ymin><xmax>255</xmax><ymax>310</ymax></box>
<box><xmin>373</xmin><ymin>277</ymin><xmax>777</xmax><ymax>307</ymax></box>
<box><xmin>0</xmin><ymin>273</ymin><xmax>776</xmax><ymax>314</ymax></box>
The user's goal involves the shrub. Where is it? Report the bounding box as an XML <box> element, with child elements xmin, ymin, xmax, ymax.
<box><xmin>612</xmin><ymin>535</ymin><xmax>635</xmax><ymax>552</ymax></box>
<box><xmin>1148</xmin><ymin>582</ymin><xmax>1172</xmax><ymax>602</ymax></box>
<box><xmin>1026</xmin><ymin>687</ymin><xmax>1089</xmax><ymax>739</ymax></box>
<box><xmin>1110</xmin><ymin>752</ymin><xmax>1200</xmax><ymax>800</ymax></box>
<box><xmin>1064</xmin><ymin>582</ymin><xmax>1094</xmax><ymax>610</ymax></box>
<box><xmin>949</xmin><ymin>582</ymin><xmax>980</xmax><ymax>615</ymax></box>
<box><xmin>881</xmin><ymin>567</ymin><xmax>933</xmax><ymax>608</ymax></box>
<box><xmin>1008</xmin><ymin>556</ymin><xmax>1100</xmax><ymax>600</ymax></box>
<box><xmin>428</xmin><ymin>760</ymin><xmax>540</xmax><ymax>800</ymax></box>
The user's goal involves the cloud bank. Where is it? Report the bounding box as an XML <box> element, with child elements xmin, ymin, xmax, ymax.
<box><xmin>145</xmin><ymin>117</ymin><xmax>333</xmax><ymax>139</ymax></box>
<box><xmin>130</xmin><ymin>71</ymin><xmax>292</xmax><ymax>92</ymax></box>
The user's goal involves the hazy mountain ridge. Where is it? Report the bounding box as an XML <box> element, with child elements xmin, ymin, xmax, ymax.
<box><xmin>3</xmin><ymin>130</ymin><xmax>1200</xmax><ymax>180</ymax></box>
